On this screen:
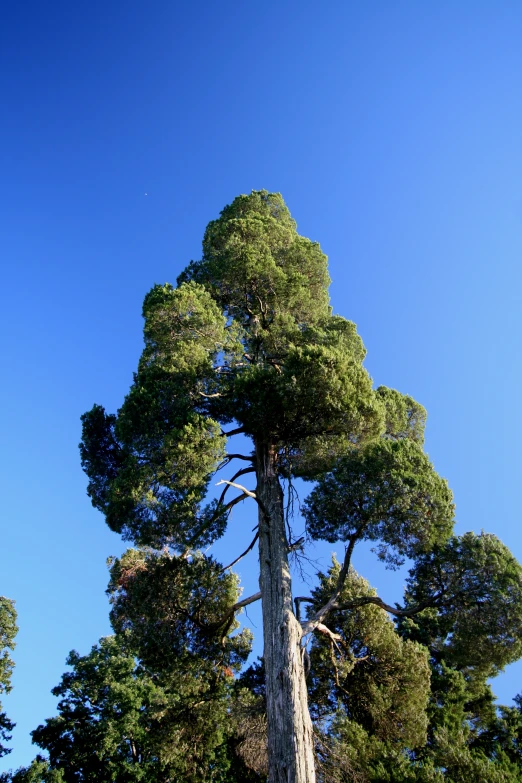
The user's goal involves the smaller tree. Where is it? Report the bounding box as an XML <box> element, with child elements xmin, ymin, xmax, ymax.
<box><xmin>0</xmin><ymin>597</ymin><xmax>18</xmax><ymax>758</ymax></box>
<box><xmin>0</xmin><ymin>756</ymin><xmax>64</xmax><ymax>783</ymax></box>
<box><xmin>26</xmin><ymin>549</ymin><xmax>254</xmax><ymax>783</ymax></box>
<box><xmin>30</xmin><ymin>633</ymin><xmax>237</xmax><ymax>782</ymax></box>
<box><xmin>308</xmin><ymin>564</ymin><xmax>431</xmax><ymax>749</ymax></box>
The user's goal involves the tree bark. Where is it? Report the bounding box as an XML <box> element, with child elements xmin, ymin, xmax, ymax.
<box><xmin>255</xmin><ymin>440</ymin><xmax>316</xmax><ymax>783</ymax></box>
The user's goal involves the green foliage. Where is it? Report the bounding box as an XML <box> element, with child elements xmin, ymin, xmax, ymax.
<box><xmin>430</xmin><ymin>727</ymin><xmax>522</xmax><ymax>783</ymax></box>
<box><xmin>308</xmin><ymin>564</ymin><xmax>431</xmax><ymax>749</ymax></box>
<box><xmin>1</xmin><ymin>756</ymin><xmax>65</xmax><ymax>782</ymax></box>
<box><xmin>107</xmin><ymin>549</ymin><xmax>252</xmax><ymax>673</ymax></box>
<box><xmin>402</xmin><ymin>532</ymin><xmax>522</xmax><ymax>673</ymax></box>
<box><xmin>472</xmin><ymin>694</ymin><xmax>522</xmax><ymax>770</ymax></box>
<box><xmin>376</xmin><ymin>385</ymin><xmax>427</xmax><ymax>445</ymax></box>
<box><xmin>80</xmin><ymin>398</ymin><xmax>225</xmax><ymax>550</ymax></box>
<box><xmin>303</xmin><ymin>439</ymin><xmax>454</xmax><ymax>566</ymax></box>
<box><xmin>29</xmin><ymin>634</ymin><xmax>238</xmax><ymax>783</ymax></box>
<box><xmin>223</xmin><ymin>314</ymin><xmax>384</xmax><ymax>446</ymax></box>
<box><xmin>316</xmin><ymin>716</ymin><xmax>445</xmax><ymax>783</ymax></box>
<box><xmin>178</xmin><ymin>191</ymin><xmax>331</xmax><ymax>334</ymax></box>
<box><xmin>16</xmin><ymin>547</ymin><xmax>257</xmax><ymax>782</ymax></box>
<box><xmin>140</xmin><ymin>280</ymin><xmax>238</xmax><ymax>376</ymax></box>
<box><xmin>0</xmin><ymin>597</ymin><xmax>18</xmax><ymax>758</ymax></box>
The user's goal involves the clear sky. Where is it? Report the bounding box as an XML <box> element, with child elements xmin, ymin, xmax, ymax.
<box><xmin>1</xmin><ymin>0</ymin><xmax>521</xmax><ymax>772</ymax></box>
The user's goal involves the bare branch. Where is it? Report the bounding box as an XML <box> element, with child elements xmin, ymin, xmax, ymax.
<box><xmin>216</xmin><ymin>478</ymin><xmax>270</xmax><ymax>519</ymax></box>
<box><xmin>300</xmin><ymin>533</ymin><xmax>359</xmax><ymax>638</ymax></box>
<box><xmin>267</xmin><ymin>358</ymin><xmax>282</xmax><ymax>374</ymax></box>
<box><xmin>288</xmin><ymin>536</ymin><xmax>304</xmax><ymax>553</ymax></box>
<box><xmin>184</xmin><ymin>469</ymin><xmax>254</xmax><ymax>551</ymax></box>
<box><xmin>217</xmin><ymin>453</ymin><xmax>254</xmax><ymax>472</ymax></box>
<box><xmin>233</xmin><ymin>591</ymin><xmax>262</xmax><ymax>612</ymax></box>
<box><xmin>299</xmin><ymin>593</ymin><xmax>437</xmax><ymax>638</ymax></box>
<box><xmin>220</xmin><ymin>532</ymin><xmax>259</xmax><ymax>573</ymax></box>
<box><xmin>223</xmin><ymin>492</ymin><xmax>250</xmax><ymax>513</ymax></box>
<box><xmin>294</xmin><ymin>595</ymin><xmax>313</xmax><ymax>623</ymax></box>
<box><xmin>216</xmin><ymin>479</ymin><xmax>258</xmax><ymax>501</ymax></box>
<box><xmin>216</xmin><ymin>467</ymin><xmax>256</xmax><ymax>506</ymax></box>
<box><xmin>313</xmin><ymin>622</ymin><xmax>343</xmax><ymax>644</ymax></box>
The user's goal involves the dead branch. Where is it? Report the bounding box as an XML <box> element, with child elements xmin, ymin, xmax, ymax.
<box><xmin>216</xmin><ymin>479</ymin><xmax>258</xmax><ymax>500</ymax></box>
<box><xmin>216</xmin><ymin>467</ymin><xmax>256</xmax><ymax>506</ymax></box>
<box><xmin>220</xmin><ymin>532</ymin><xmax>260</xmax><ymax>573</ymax></box>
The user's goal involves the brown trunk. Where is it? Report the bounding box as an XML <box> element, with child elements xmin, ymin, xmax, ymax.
<box><xmin>255</xmin><ymin>440</ymin><xmax>316</xmax><ymax>783</ymax></box>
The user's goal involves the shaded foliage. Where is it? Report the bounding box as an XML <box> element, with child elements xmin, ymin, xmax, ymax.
<box><xmin>308</xmin><ymin>564</ymin><xmax>430</xmax><ymax>748</ymax></box>
<box><xmin>107</xmin><ymin>548</ymin><xmax>252</xmax><ymax>672</ymax></box>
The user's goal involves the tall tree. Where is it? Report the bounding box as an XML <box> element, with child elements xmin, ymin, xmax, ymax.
<box><xmin>0</xmin><ymin>597</ymin><xmax>18</xmax><ymax>759</ymax></box>
<box><xmin>79</xmin><ymin>191</ymin><xmax>518</xmax><ymax>782</ymax></box>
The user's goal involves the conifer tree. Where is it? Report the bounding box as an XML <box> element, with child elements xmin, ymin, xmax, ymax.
<box><xmin>27</xmin><ymin>632</ymin><xmax>245</xmax><ymax>783</ymax></box>
<box><xmin>80</xmin><ymin>191</ymin><xmax>522</xmax><ymax>783</ymax></box>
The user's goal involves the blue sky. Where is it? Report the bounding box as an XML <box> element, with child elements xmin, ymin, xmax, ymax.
<box><xmin>1</xmin><ymin>0</ymin><xmax>521</xmax><ymax>771</ymax></box>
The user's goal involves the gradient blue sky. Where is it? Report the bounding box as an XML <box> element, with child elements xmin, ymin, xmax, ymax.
<box><xmin>1</xmin><ymin>1</ymin><xmax>521</xmax><ymax>772</ymax></box>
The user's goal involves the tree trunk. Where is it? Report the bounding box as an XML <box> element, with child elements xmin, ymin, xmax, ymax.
<box><xmin>255</xmin><ymin>440</ymin><xmax>316</xmax><ymax>783</ymax></box>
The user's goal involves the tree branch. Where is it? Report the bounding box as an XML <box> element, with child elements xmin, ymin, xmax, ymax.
<box><xmin>207</xmin><ymin>591</ymin><xmax>262</xmax><ymax>633</ymax></box>
<box><xmin>335</xmin><ymin>595</ymin><xmax>438</xmax><ymax>618</ymax></box>
<box><xmin>220</xmin><ymin>532</ymin><xmax>259</xmax><ymax>573</ymax></box>
<box><xmin>217</xmin><ymin>454</ymin><xmax>255</xmax><ymax>473</ymax></box>
<box><xmin>223</xmin><ymin>492</ymin><xmax>250</xmax><ymax>513</ymax></box>
<box><xmin>221</xmin><ymin>426</ymin><xmax>247</xmax><ymax>437</ymax></box>
<box><xmin>288</xmin><ymin>536</ymin><xmax>304</xmax><ymax>553</ymax></box>
<box><xmin>184</xmin><ymin>469</ymin><xmax>255</xmax><ymax>552</ymax></box>
<box><xmin>216</xmin><ymin>479</ymin><xmax>258</xmax><ymax>500</ymax></box>
<box><xmin>296</xmin><ymin>527</ymin><xmax>442</xmax><ymax>637</ymax></box>
<box><xmin>216</xmin><ymin>467</ymin><xmax>256</xmax><ymax>507</ymax></box>
<box><xmin>216</xmin><ymin>478</ymin><xmax>269</xmax><ymax>518</ymax></box>
<box><xmin>313</xmin><ymin>622</ymin><xmax>343</xmax><ymax>644</ymax></box>
<box><xmin>299</xmin><ymin>593</ymin><xmax>439</xmax><ymax>638</ymax></box>
<box><xmin>294</xmin><ymin>596</ymin><xmax>313</xmax><ymax>623</ymax></box>
<box><xmin>300</xmin><ymin>533</ymin><xmax>359</xmax><ymax>637</ymax></box>
<box><xmin>233</xmin><ymin>591</ymin><xmax>262</xmax><ymax>612</ymax></box>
